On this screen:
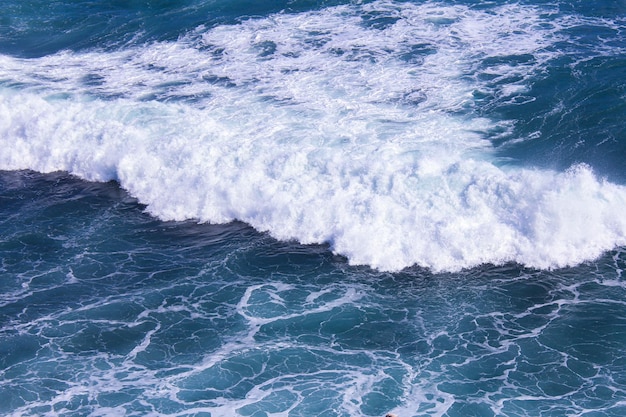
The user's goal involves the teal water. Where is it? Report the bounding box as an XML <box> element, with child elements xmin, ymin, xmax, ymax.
<box><xmin>1</xmin><ymin>1</ymin><xmax>626</xmax><ymax>416</ymax></box>
<box><xmin>2</xmin><ymin>171</ymin><xmax>625</xmax><ymax>416</ymax></box>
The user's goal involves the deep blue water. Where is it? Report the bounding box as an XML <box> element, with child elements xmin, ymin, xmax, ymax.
<box><xmin>1</xmin><ymin>1</ymin><xmax>626</xmax><ymax>416</ymax></box>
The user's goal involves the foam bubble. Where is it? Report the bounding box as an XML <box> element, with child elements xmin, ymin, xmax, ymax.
<box><xmin>1</xmin><ymin>1</ymin><xmax>626</xmax><ymax>272</ymax></box>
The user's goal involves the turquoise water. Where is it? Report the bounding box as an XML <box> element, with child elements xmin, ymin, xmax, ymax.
<box><xmin>1</xmin><ymin>1</ymin><xmax>626</xmax><ymax>416</ymax></box>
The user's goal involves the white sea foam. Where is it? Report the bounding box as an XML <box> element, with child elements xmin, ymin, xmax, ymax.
<box><xmin>1</xmin><ymin>1</ymin><xmax>626</xmax><ymax>272</ymax></box>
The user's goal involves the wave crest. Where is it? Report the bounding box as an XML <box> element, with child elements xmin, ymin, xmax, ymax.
<box><xmin>1</xmin><ymin>1</ymin><xmax>625</xmax><ymax>272</ymax></box>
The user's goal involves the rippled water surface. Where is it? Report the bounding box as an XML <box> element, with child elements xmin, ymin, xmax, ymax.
<box><xmin>1</xmin><ymin>0</ymin><xmax>626</xmax><ymax>415</ymax></box>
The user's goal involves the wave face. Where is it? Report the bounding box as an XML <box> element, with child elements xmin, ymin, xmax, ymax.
<box><xmin>1</xmin><ymin>0</ymin><xmax>626</xmax><ymax>271</ymax></box>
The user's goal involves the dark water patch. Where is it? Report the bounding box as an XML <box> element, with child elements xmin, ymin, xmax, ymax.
<box><xmin>0</xmin><ymin>0</ymin><xmax>353</xmax><ymax>57</ymax></box>
<box><xmin>490</xmin><ymin>53</ymin><xmax>626</xmax><ymax>183</ymax></box>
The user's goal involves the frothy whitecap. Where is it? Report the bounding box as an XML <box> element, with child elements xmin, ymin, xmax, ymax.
<box><xmin>1</xmin><ymin>1</ymin><xmax>625</xmax><ymax>272</ymax></box>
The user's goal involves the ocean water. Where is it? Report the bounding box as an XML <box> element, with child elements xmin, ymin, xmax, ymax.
<box><xmin>1</xmin><ymin>0</ymin><xmax>626</xmax><ymax>416</ymax></box>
